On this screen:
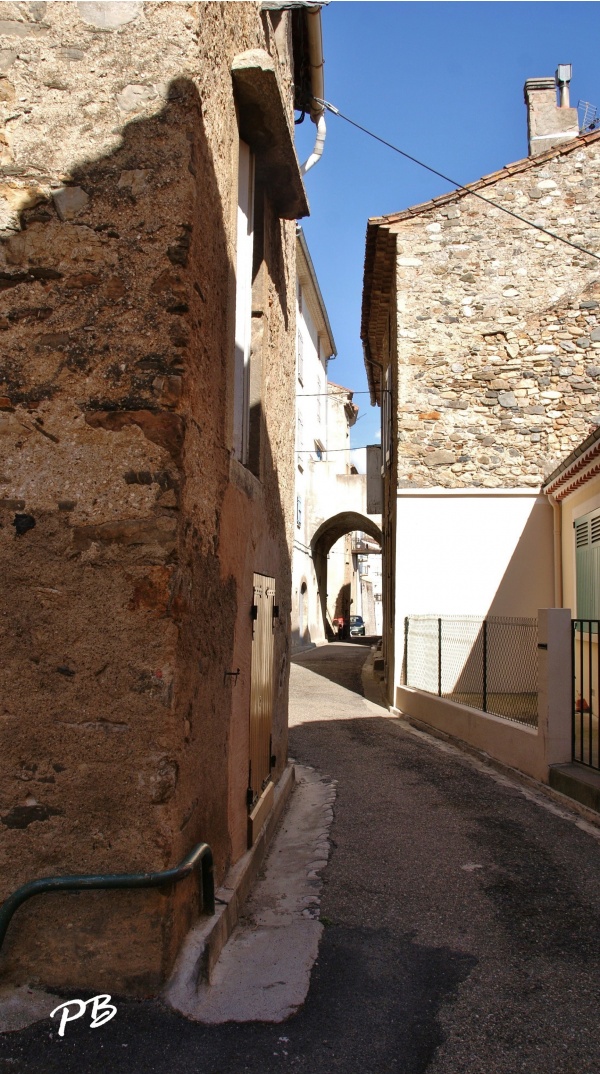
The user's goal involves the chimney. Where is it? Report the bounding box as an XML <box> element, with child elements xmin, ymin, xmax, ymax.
<box><xmin>524</xmin><ymin>66</ymin><xmax>579</xmax><ymax>157</ymax></box>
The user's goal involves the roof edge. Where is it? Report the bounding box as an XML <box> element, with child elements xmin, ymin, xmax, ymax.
<box><xmin>376</xmin><ymin>128</ymin><xmax>600</xmax><ymax>228</ymax></box>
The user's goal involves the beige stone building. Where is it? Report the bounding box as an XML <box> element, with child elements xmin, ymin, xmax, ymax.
<box><xmin>0</xmin><ymin>0</ymin><xmax>326</xmax><ymax>996</ymax></box>
<box><xmin>362</xmin><ymin>69</ymin><xmax>600</xmax><ymax>707</ymax></box>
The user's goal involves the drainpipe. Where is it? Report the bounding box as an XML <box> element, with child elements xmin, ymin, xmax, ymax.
<box><xmin>548</xmin><ymin>492</ymin><xmax>563</xmax><ymax>607</ymax></box>
<box><xmin>300</xmin><ymin>7</ymin><xmax>326</xmax><ymax>176</ymax></box>
<box><xmin>362</xmin><ymin>340</ymin><xmax>384</xmax><ymax>406</ymax></box>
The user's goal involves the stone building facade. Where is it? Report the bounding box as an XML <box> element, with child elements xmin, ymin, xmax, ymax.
<box><xmin>0</xmin><ymin>0</ymin><xmax>320</xmax><ymax>995</ymax></box>
<box><xmin>362</xmin><ymin>72</ymin><xmax>600</xmax><ymax>706</ymax></box>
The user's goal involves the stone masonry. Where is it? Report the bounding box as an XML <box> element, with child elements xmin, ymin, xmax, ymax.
<box><xmin>0</xmin><ymin>1</ymin><xmax>301</xmax><ymax>995</ymax></box>
<box><xmin>382</xmin><ymin>133</ymin><xmax>600</xmax><ymax>489</ymax></box>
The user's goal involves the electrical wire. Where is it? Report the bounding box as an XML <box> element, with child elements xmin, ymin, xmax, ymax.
<box><xmin>313</xmin><ymin>97</ymin><xmax>600</xmax><ymax>264</ymax></box>
<box><xmin>295</xmin><ymin>390</ymin><xmax>381</xmax><ymax>397</ymax></box>
<box><xmin>296</xmin><ymin>444</ymin><xmax>377</xmax><ymax>452</ymax></box>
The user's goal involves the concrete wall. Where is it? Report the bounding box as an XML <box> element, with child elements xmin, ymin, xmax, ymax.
<box><xmin>0</xmin><ymin>1</ymin><xmax>298</xmax><ymax>995</ymax></box>
<box><xmin>394</xmin><ymin>488</ymin><xmax>554</xmax><ymax>695</ymax></box>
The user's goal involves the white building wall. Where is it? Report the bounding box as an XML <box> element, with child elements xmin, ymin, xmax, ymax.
<box><xmin>394</xmin><ymin>489</ymin><xmax>554</xmax><ymax>692</ymax></box>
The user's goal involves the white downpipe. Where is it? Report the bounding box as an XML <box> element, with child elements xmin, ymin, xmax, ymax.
<box><xmin>300</xmin><ymin>7</ymin><xmax>326</xmax><ymax>175</ymax></box>
<box><xmin>300</xmin><ymin>113</ymin><xmax>326</xmax><ymax>176</ymax></box>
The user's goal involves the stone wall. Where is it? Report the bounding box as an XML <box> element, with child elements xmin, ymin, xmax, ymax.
<box><xmin>390</xmin><ymin>136</ymin><xmax>600</xmax><ymax>488</ymax></box>
<box><xmin>0</xmin><ymin>1</ymin><xmax>297</xmax><ymax>994</ymax></box>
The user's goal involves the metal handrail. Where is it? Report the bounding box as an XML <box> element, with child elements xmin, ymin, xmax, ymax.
<box><xmin>0</xmin><ymin>841</ymin><xmax>214</xmax><ymax>956</ymax></box>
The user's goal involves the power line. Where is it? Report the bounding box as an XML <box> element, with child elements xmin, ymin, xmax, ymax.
<box><xmin>296</xmin><ymin>390</ymin><xmax>370</xmax><ymax>397</ymax></box>
<box><xmin>296</xmin><ymin>444</ymin><xmax>378</xmax><ymax>452</ymax></box>
<box><xmin>314</xmin><ymin>97</ymin><xmax>600</xmax><ymax>264</ymax></box>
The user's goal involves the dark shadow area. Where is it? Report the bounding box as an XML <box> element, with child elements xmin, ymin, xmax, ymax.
<box><xmin>292</xmin><ymin>640</ymin><xmax>372</xmax><ymax>696</ymax></box>
<box><xmin>0</xmin><ymin>924</ymin><xmax>475</xmax><ymax>1074</ymax></box>
<box><xmin>6</xmin><ymin>711</ymin><xmax>600</xmax><ymax>1071</ymax></box>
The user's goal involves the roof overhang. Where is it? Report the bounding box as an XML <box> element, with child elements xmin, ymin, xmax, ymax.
<box><xmin>543</xmin><ymin>425</ymin><xmax>600</xmax><ymax>502</ymax></box>
<box><xmin>232</xmin><ymin>49</ymin><xmax>309</xmax><ymax>220</ymax></box>
<box><xmin>361</xmin><ymin>218</ymin><xmax>397</xmax><ymax>404</ymax></box>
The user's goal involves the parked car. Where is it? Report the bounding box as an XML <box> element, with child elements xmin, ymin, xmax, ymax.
<box><xmin>349</xmin><ymin>615</ymin><xmax>365</xmax><ymax>637</ymax></box>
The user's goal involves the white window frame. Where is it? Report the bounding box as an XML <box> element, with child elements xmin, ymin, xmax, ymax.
<box><xmin>575</xmin><ymin>508</ymin><xmax>600</xmax><ymax>621</ymax></box>
<box><xmin>233</xmin><ymin>140</ymin><xmax>255</xmax><ymax>464</ymax></box>
<box><xmin>297</xmin><ymin>329</ymin><xmax>304</xmax><ymax>386</ymax></box>
<box><xmin>297</xmin><ymin>412</ymin><xmax>304</xmax><ymax>468</ymax></box>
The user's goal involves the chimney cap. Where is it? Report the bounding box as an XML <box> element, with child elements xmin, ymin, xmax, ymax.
<box><xmin>556</xmin><ymin>63</ymin><xmax>572</xmax><ymax>85</ymax></box>
<box><xmin>524</xmin><ymin>77</ymin><xmax>555</xmax><ymax>97</ymax></box>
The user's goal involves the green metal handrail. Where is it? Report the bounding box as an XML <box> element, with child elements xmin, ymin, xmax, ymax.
<box><xmin>0</xmin><ymin>841</ymin><xmax>214</xmax><ymax>956</ymax></box>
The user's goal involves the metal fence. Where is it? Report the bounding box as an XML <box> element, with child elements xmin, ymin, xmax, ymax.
<box><xmin>403</xmin><ymin>615</ymin><xmax>538</xmax><ymax>727</ymax></box>
<box><xmin>573</xmin><ymin>620</ymin><xmax>600</xmax><ymax>770</ymax></box>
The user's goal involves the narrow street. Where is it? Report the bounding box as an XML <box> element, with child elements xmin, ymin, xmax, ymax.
<box><xmin>2</xmin><ymin>641</ymin><xmax>600</xmax><ymax>1073</ymax></box>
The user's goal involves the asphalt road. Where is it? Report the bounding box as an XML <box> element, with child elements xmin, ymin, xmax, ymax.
<box><xmin>2</xmin><ymin>640</ymin><xmax>600</xmax><ymax>1073</ymax></box>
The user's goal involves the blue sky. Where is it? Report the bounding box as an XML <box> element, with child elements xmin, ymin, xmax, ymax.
<box><xmin>295</xmin><ymin>1</ymin><xmax>600</xmax><ymax>462</ymax></box>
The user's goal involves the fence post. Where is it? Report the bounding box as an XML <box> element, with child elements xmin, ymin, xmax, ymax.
<box><xmin>482</xmin><ymin>619</ymin><xmax>488</xmax><ymax>712</ymax></box>
<box><xmin>403</xmin><ymin>617</ymin><xmax>409</xmax><ymax>686</ymax></box>
<box><xmin>538</xmin><ymin>608</ymin><xmax>572</xmax><ymax>772</ymax></box>
<box><xmin>438</xmin><ymin>617</ymin><xmax>442</xmax><ymax>697</ymax></box>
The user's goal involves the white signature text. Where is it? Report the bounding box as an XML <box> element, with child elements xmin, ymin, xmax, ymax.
<box><xmin>50</xmin><ymin>994</ymin><xmax>117</xmax><ymax>1037</ymax></box>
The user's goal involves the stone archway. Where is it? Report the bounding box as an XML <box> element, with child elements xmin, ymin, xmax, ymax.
<box><xmin>311</xmin><ymin>512</ymin><xmax>383</xmax><ymax>639</ymax></box>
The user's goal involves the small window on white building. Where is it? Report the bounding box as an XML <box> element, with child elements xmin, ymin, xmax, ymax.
<box><xmin>297</xmin><ymin>330</ymin><xmax>304</xmax><ymax>386</ymax></box>
<box><xmin>314</xmin><ymin>439</ymin><xmax>324</xmax><ymax>461</ymax></box>
<box><xmin>297</xmin><ymin>413</ymin><xmax>304</xmax><ymax>468</ymax></box>
<box><xmin>233</xmin><ymin>139</ymin><xmax>254</xmax><ymax>464</ymax></box>
<box><xmin>296</xmin><ymin>496</ymin><xmax>302</xmax><ymax>529</ymax></box>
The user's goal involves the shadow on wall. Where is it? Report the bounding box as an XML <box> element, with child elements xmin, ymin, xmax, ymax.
<box><xmin>0</xmin><ymin>76</ymin><xmax>292</xmax><ymax>994</ymax></box>
<box><xmin>405</xmin><ymin>499</ymin><xmax>554</xmax><ymax>705</ymax></box>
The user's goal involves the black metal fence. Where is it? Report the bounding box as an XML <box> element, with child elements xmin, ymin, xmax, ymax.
<box><xmin>573</xmin><ymin>620</ymin><xmax>600</xmax><ymax>770</ymax></box>
<box><xmin>403</xmin><ymin>615</ymin><xmax>538</xmax><ymax>727</ymax></box>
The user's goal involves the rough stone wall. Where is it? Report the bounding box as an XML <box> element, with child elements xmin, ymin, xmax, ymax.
<box><xmin>391</xmin><ymin>138</ymin><xmax>600</xmax><ymax>489</ymax></box>
<box><xmin>0</xmin><ymin>1</ymin><xmax>297</xmax><ymax>994</ymax></box>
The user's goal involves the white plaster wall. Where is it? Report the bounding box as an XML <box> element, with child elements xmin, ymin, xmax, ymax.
<box><xmin>394</xmin><ymin>489</ymin><xmax>554</xmax><ymax>690</ymax></box>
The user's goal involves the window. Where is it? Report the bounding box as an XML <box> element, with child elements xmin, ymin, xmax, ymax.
<box><xmin>297</xmin><ymin>413</ymin><xmax>304</xmax><ymax>468</ymax></box>
<box><xmin>575</xmin><ymin>507</ymin><xmax>600</xmax><ymax>620</ymax></box>
<box><xmin>233</xmin><ymin>140</ymin><xmax>254</xmax><ymax>464</ymax></box>
<box><xmin>382</xmin><ymin>365</ymin><xmax>392</xmax><ymax>470</ymax></box>
<box><xmin>314</xmin><ymin>440</ymin><xmax>324</xmax><ymax>461</ymax></box>
<box><xmin>296</xmin><ymin>496</ymin><xmax>303</xmax><ymax>529</ymax></box>
<box><xmin>297</xmin><ymin>330</ymin><xmax>304</xmax><ymax>386</ymax></box>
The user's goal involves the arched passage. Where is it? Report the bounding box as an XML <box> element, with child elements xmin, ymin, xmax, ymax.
<box><xmin>311</xmin><ymin>512</ymin><xmax>383</xmax><ymax>638</ymax></box>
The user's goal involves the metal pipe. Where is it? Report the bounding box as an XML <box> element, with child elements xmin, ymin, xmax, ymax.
<box><xmin>437</xmin><ymin>617</ymin><xmax>442</xmax><ymax>697</ymax></box>
<box><xmin>362</xmin><ymin>341</ymin><xmax>384</xmax><ymax>406</ymax></box>
<box><xmin>300</xmin><ymin>113</ymin><xmax>326</xmax><ymax>176</ymax></box>
<box><xmin>482</xmin><ymin>619</ymin><xmax>488</xmax><ymax>713</ymax></box>
<box><xmin>547</xmin><ymin>493</ymin><xmax>563</xmax><ymax>607</ymax></box>
<box><xmin>0</xmin><ymin>841</ymin><xmax>214</xmax><ymax>957</ymax></box>
<box><xmin>300</xmin><ymin>7</ymin><xmax>326</xmax><ymax>175</ymax></box>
